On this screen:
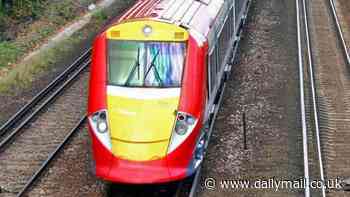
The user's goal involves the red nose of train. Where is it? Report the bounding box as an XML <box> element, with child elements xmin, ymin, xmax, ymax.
<box><xmin>88</xmin><ymin>19</ymin><xmax>205</xmax><ymax>183</ymax></box>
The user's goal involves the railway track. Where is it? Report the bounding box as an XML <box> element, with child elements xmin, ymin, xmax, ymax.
<box><xmin>16</xmin><ymin>117</ymin><xmax>86</xmax><ymax>197</ymax></box>
<box><xmin>0</xmin><ymin>49</ymin><xmax>91</xmax><ymax>148</ymax></box>
<box><xmin>0</xmin><ymin>49</ymin><xmax>90</xmax><ymax>196</ymax></box>
<box><xmin>296</xmin><ymin>0</ymin><xmax>350</xmax><ymax>196</ymax></box>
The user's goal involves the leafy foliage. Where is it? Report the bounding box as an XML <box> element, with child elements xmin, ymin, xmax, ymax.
<box><xmin>0</xmin><ymin>41</ymin><xmax>22</xmax><ymax>68</ymax></box>
<box><xmin>1</xmin><ymin>0</ymin><xmax>47</xmax><ymax>21</ymax></box>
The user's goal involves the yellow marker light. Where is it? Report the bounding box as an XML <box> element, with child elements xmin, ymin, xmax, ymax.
<box><xmin>175</xmin><ymin>32</ymin><xmax>184</xmax><ymax>40</ymax></box>
<box><xmin>111</xmin><ymin>31</ymin><xmax>120</xmax><ymax>38</ymax></box>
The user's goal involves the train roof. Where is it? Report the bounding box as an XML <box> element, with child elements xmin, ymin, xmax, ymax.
<box><xmin>116</xmin><ymin>0</ymin><xmax>227</xmax><ymax>42</ymax></box>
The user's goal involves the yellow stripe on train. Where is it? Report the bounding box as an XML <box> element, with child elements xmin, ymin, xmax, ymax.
<box><xmin>106</xmin><ymin>20</ymin><xmax>189</xmax><ymax>41</ymax></box>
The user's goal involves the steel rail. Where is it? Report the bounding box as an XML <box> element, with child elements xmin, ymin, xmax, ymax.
<box><xmin>0</xmin><ymin>48</ymin><xmax>91</xmax><ymax>138</ymax></box>
<box><xmin>189</xmin><ymin>166</ymin><xmax>202</xmax><ymax>197</ymax></box>
<box><xmin>301</xmin><ymin>0</ymin><xmax>326</xmax><ymax>196</ymax></box>
<box><xmin>296</xmin><ymin>0</ymin><xmax>310</xmax><ymax>196</ymax></box>
<box><xmin>0</xmin><ymin>59</ymin><xmax>91</xmax><ymax>150</ymax></box>
<box><xmin>328</xmin><ymin>0</ymin><xmax>350</xmax><ymax>191</ymax></box>
<box><xmin>16</xmin><ymin>116</ymin><xmax>87</xmax><ymax>197</ymax></box>
<box><xmin>328</xmin><ymin>0</ymin><xmax>350</xmax><ymax>65</ymax></box>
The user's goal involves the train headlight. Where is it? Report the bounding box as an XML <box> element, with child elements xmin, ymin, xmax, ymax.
<box><xmin>175</xmin><ymin>123</ymin><xmax>188</xmax><ymax>135</ymax></box>
<box><xmin>174</xmin><ymin>113</ymin><xmax>196</xmax><ymax>135</ymax></box>
<box><xmin>168</xmin><ymin>112</ymin><xmax>197</xmax><ymax>153</ymax></box>
<box><xmin>143</xmin><ymin>25</ymin><xmax>153</xmax><ymax>36</ymax></box>
<box><xmin>89</xmin><ymin>110</ymin><xmax>111</xmax><ymax>150</ymax></box>
<box><xmin>97</xmin><ymin>121</ymin><xmax>108</xmax><ymax>133</ymax></box>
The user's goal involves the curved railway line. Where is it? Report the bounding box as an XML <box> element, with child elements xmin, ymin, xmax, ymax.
<box><xmin>297</xmin><ymin>0</ymin><xmax>350</xmax><ymax>196</ymax></box>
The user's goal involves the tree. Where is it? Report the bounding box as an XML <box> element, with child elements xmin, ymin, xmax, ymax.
<box><xmin>1</xmin><ymin>0</ymin><xmax>13</xmax><ymax>12</ymax></box>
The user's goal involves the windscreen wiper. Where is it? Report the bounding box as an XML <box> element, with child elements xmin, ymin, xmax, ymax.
<box><xmin>144</xmin><ymin>50</ymin><xmax>163</xmax><ymax>86</ymax></box>
<box><xmin>124</xmin><ymin>47</ymin><xmax>140</xmax><ymax>86</ymax></box>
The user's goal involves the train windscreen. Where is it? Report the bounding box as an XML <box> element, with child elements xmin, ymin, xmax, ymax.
<box><xmin>108</xmin><ymin>40</ymin><xmax>186</xmax><ymax>88</ymax></box>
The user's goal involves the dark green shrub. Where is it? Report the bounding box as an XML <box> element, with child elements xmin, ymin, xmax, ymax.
<box><xmin>0</xmin><ymin>41</ymin><xmax>22</xmax><ymax>68</ymax></box>
<box><xmin>0</xmin><ymin>0</ymin><xmax>47</xmax><ymax>21</ymax></box>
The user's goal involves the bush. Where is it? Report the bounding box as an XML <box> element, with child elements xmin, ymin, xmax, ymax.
<box><xmin>0</xmin><ymin>41</ymin><xmax>22</xmax><ymax>68</ymax></box>
<box><xmin>0</xmin><ymin>12</ymin><xmax>6</xmax><ymax>41</ymax></box>
<box><xmin>1</xmin><ymin>0</ymin><xmax>47</xmax><ymax>21</ymax></box>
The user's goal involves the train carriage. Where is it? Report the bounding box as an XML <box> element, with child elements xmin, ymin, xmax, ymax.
<box><xmin>88</xmin><ymin>0</ymin><xmax>250</xmax><ymax>184</ymax></box>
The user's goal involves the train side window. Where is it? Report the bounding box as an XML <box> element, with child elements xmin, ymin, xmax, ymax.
<box><xmin>209</xmin><ymin>49</ymin><xmax>217</xmax><ymax>95</ymax></box>
<box><xmin>235</xmin><ymin>0</ymin><xmax>241</xmax><ymax>30</ymax></box>
<box><xmin>215</xmin><ymin>46</ymin><xmax>220</xmax><ymax>79</ymax></box>
<box><xmin>217</xmin><ymin>15</ymin><xmax>230</xmax><ymax>75</ymax></box>
<box><xmin>233</xmin><ymin>0</ymin><xmax>236</xmax><ymax>34</ymax></box>
<box><xmin>230</xmin><ymin>6</ymin><xmax>234</xmax><ymax>37</ymax></box>
<box><xmin>218</xmin><ymin>30</ymin><xmax>224</xmax><ymax>69</ymax></box>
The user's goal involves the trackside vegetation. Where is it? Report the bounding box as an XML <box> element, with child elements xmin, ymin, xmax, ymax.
<box><xmin>0</xmin><ymin>0</ymin><xmax>135</xmax><ymax>93</ymax></box>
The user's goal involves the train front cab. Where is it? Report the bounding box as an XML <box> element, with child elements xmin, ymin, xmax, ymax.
<box><xmin>88</xmin><ymin>20</ymin><xmax>208</xmax><ymax>184</ymax></box>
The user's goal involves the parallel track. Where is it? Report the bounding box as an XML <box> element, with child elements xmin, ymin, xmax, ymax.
<box><xmin>0</xmin><ymin>49</ymin><xmax>90</xmax><ymax>196</ymax></box>
<box><xmin>16</xmin><ymin>117</ymin><xmax>86</xmax><ymax>197</ymax></box>
<box><xmin>329</xmin><ymin>0</ymin><xmax>350</xmax><ymax>65</ymax></box>
<box><xmin>0</xmin><ymin>49</ymin><xmax>91</xmax><ymax>149</ymax></box>
<box><xmin>296</xmin><ymin>0</ymin><xmax>350</xmax><ymax>196</ymax></box>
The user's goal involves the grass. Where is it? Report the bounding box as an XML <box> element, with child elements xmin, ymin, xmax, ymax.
<box><xmin>0</xmin><ymin>38</ymin><xmax>79</xmax><ymax>92</ymax></box>
<box><xmin>0</xmin><ymin>42</ymin><xmax>23</xmax><ymax>68</ymax></box>
<box><xmin>92</xmin><ymin>9</ymin><xmax>109</xmax><ymax>21</ymax></box>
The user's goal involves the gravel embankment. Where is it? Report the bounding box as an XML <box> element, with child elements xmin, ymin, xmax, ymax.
<box><xmin>197</xmin><ymin>0</ymin><xmax>304</xmax><ymax>196</ymax></box>
<box><xmin>0</xmin><ymin>72</ymin><xmax>89</xmax><ymax>197</ymax></box>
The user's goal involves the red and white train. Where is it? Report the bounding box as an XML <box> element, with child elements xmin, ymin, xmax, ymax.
<box><xmin>88</xmin><ymin>0</ymin><xmax>250</xmax><ymax>184</ymax></box>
